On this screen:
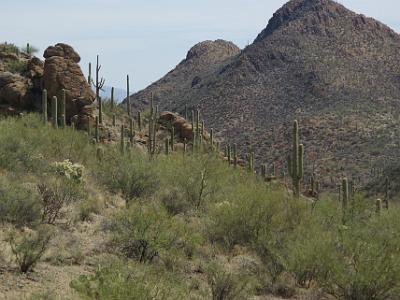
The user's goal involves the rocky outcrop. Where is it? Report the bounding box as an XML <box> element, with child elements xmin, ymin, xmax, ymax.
<box><xmin>0</xmin><ymin>72</ymin><xmax>30</xmax><ymax>114</ymax></box>
<box><xmin>159</xmin><ymin>111</ymin><xmax>210</xmax><ymax>141</ymax></box>
<box><xmin>43</xmin><ymin>43</ymin><xmax>95</xmax><ymax>127</ymax></box>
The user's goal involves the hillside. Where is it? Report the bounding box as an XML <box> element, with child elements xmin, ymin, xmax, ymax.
<box><xmin>127</xmin><ymin>0</ymin><xmax>400</xmax><ymax>188</ymax></box>
<box><xmin>0</xmin><ymin>112</ymin><xmax>399</xmax><ymax>300</ymax></box>
<box><xmin>0</xmin><ymin>41</ymin><xmax>399</xmax><ymax>300</ymax></box>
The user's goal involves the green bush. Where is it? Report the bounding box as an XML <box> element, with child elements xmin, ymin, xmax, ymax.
<box><xmin>107</xmin><ymin>204</ymin><xmax>197</xmax><ymax>263</ymax></box>
<box><xmin>0</xmin><ymin>43</ymin><xmax>20</xmax><ymax>54</ymax></box>
<box><xmin>70</xmin><ymin>258</ymin><xmax>189</xmax><ymax>299</ymax></box>
<box><xmin>0</xmin><ymin>177</ymin><xmax>41</xmax><ymax>227</ymax></box>
<box><xmin>38</xmin><ymin>176</ymin><xmax>86</xmax><ymax>224</ymax></box>
<box><xmin>0</xmin><ymin>114</ymin><xmax>95</xmax><ymax>175</ymax></box>
<box><xmin>96</xmin><ymin>149</ymin><xmax>159</xmax><ymax>203</ymax></box>
<box><xmin>6</xmin><ymin>225</ymin><xmax>53</xmax><ymax>273</ymax></box>
<box><xmin>4</xmin><ymin>59</ymin><xmax>27</xmax><ymax>74</ymax></box>
<box><xmin>205</xmin><ymin>261</ymin><xmax>252</xmax><ymax>300</ymax></box>
<box><xmin>286</xmin><ymin>198</ymin><xmax>400</xmax><ymax>300</ymax></box>
<box><xmin>157</xmin><ymin>153</ymin><xmax>233</xmax><ymax>214</ymax></box>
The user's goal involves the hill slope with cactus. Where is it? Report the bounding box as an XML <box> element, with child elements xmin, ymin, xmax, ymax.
<box><xmin>0</xmin><ymin>111</ymin><xmax>399</xmax><ymax>300</ymax></box>
<box><xmin>126</xmin><ymin>0</ymin><xmax>400</xmax><ymax>189</ymax></box>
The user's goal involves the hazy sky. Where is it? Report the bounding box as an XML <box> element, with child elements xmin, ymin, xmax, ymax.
<box><xmin>1</xmin><ymin>0</ymin><xmax>399</xmax><ymax>91</ymax></box>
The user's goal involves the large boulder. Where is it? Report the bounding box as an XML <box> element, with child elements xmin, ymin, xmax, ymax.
<box><xmin>0</xmin><ymin>72</ymin><xmax>32</xmax><ymax>113</ymax></box>
<box><xmin>43</xmin><ymin>43</ymin><xmax>95</xmax><ymax>127</ymax></box>
<box><xmin>158</xmin><ymin>111</ymin><xmax>210</xmax><ymax>141</ymax></box>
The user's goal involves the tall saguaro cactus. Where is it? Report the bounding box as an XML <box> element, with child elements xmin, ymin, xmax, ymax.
<box><xmin>342</xmin><ymin>177</ymin><xmax>349</xmax><ymax>210</ymax></box>
<box><xmin>95</xmin><ymin>55</ymin><xmax>105</xmax><ymax>124</ymax></box>
<box><xmin>60</xmin><ymin>89</ymin><xmax>66</xmax><ymax>128</ymax></box>
<box><xmin>384</xmin><ymin>176</ymin><xmax>390</xmax><ymax>210</ymax></box>
<box><xmin>111</xmin><ymin>87</ymin><xmax>115</xmax><ymax>110</ymax></box>
<box><xmin>126</xmin><ymin>75</ymin><xmax>131</xmax><ymax>116</ymax></box>
<box><xmin>95</xmin><ymin>116</ymin><xmax>100</xmax><ymax>143</ymax></box>
<box><xmin>120</xmin><ymin>125</ymin><xmax>125</xmax><ymax>153</ymax></box>
<box><xmin>129</xmin><ymin>118</ymin><xmax>135</xmax><ymax>144</ymax></box>
<box><xmin>51</xmin><ymin>96</ymin><xmax>58</xmax><ymax>129</ymax></box>
<box><xmin>42</xmin><ymin>89</ymin><xmax>47</xmax><ymax>124</ymax></box>
<box><xmin>88</xmin><ymin>62</ymin><xmax>92</xmax><ymax>85</ymax></box>
<box><xmin>289</xmin><ymin>120</ymin><xmax>304</xmax><ymax>198</ymax></box>
<box><xmin>171</xmin><ymin>126</ymin><xmax>175</xmax><ymax>152</ymax></box>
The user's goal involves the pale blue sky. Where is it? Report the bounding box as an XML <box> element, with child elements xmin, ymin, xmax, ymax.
<box><xmin>1</xmin><ymin>0</ymin><xmax>399</xmax><ymax>91</ymax></box>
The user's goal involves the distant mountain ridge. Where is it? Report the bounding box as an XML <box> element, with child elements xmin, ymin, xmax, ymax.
<box><xmin>125</xmin><ymin>0</ymin><xmax>400</xmax><ymax>186</ymax></box>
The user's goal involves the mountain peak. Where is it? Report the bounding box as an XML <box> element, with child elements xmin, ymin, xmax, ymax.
<box><xmin>254</xmin><ymin>0</ymin><xmax>396</xmax><ymax>43</ymax></box>
<box><xmin>184</xmin><ymin>40</ymin><xmax>240</xmax><ymax>62</ymax></box>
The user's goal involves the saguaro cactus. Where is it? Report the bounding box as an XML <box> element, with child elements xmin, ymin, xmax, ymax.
<box><xmin>376</xmin><ymin>198</ymin><xmax>382</xmax><ymax>214</ymax></box>
<box><xmin>227</xmin><ymin>145</ymin><xmax>232</xmax><ymax>166</ymax></box>
<box><xmin>96</xmin><ymin>147</ymin><xmax>104</xmax><ymax>162</ymax></box>
<box><xmin>311</xmin><ymin>172</ymin><xmax>317</xmax><ymax>197</ymax></box>
<box><xmin>51</xmin><ymin>96</ymin><xmax>58</xmax><ymax>129</ymax></box>
<box><xmin>95</xmin><ymin>116</ymin><xmax>100</xmax><ymax>143</ymax></box>
<box><xmin>165</xmin><ymin>138</ymin><xmax>170</xmax><ymax>155</ymax></box>
<box><xmin>342</xmin><ymin>177</ymin><xmax>349</xmax><ymax>210</ymax></box>
<box><xmin>87</xmin><ymin>117</ymin><xmax>91</xmax><ymax>136</ymax></box>
<box><xmin>233</xmin><ymin>144</ymin><xmax>238</xmax><ymax>167</ymax></box>
<box><xmin>196</xmin><ymin>110</ymin><xmax>200</xmax><ymax>145</ymax></box>
<box><xmin>210</xmin><ymin>128</ymin><xmax>214</xmax><ymax>149</ymax></box>
<box><xmin>111</xmin><ymin>87</ymin><xmax>115</xmax><ymax>110</ymax></box>
<box><xmin>88</xmin><ymin>62</ymin><xmax>92</xmax><ymax>84</ymax></box>
<box><xmin>191</xmin><ymin>110</ymin><xmax>196</xmax><ymax>148</ymax></box>
<box><xmin>42</xmin><ymin>89</ymin><xmax>47</xmax><ymax>124</ymax></box>
<box><xmin>171</xmin><ymin>126</ymin><xmax>175</xmax><ymax>152</ymax></box>
<box><xmin>289</xmin><ymin>120</ymin><xmax>304</xmax><ymax>198</ymax></box>
<box><xmin>148</xmin><ymin>116</ymin><xmax>157</xmax><ymax>156</ymax></box>
<box><xmin>126</xmin><ymin>75</ymin><xmax>131</xmax><ymax>116</ymax></box>
<box><xmin>248</xmin><ymin>148</ymin><xmax>254</xmax><ymax>173</ymax></box>
<box><xmin>95</xmin><ymin>56</ymin><xmax>105</xmax><ymax>124</ymax></box>
<box><xmin>120</xmin><ymin>125</ymin><xmax>125</xmax><ymax>153</ymax></box>
<box><xmin>150</xmin><ymin>93</ymin><xmax>154</xmax><ymax>117</ymax></box>
<box><xmin>183</xmin><ymin>138</ymin><xmax>187</xmax><ymax>154</ymax></box>
<box><xmin>129</xmin><ymin>118</ymin><xmax>135</xmax><ymax>144</ymax></box>
<box><xmin>138</xmin><ymin>111</ymin><xmax>142</xmax><ymax>131</ymax></box>
<box><xmin>184</xmin><ymin>104</ymin><xmax>188</xmax><ymax>120</ymax></box>
<box><xmin>261</xmin><ymin>164</ymin><xmax>267</xmax><ymax>179</ymax></box>
<box><xmin>384</xmin><ymin>176</ymin><xmax>390</xmax><ymax>209</ymax></box>
<box><xmin>60</xmin><ymin>89</ymin><xmax>66</xmax><ymax>128</ymax></box>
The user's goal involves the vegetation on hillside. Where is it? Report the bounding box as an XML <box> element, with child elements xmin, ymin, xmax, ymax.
<box><xmin>0</xmin><ymin>113</ymin><xmax>399</xmax><ymax>300</ymax></box>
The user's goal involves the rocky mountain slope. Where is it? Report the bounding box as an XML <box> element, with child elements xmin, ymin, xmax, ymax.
<box><xmin>127</xmin><ymin>0</ymin><xmax>400</xmax><ymax>187</ymax></box>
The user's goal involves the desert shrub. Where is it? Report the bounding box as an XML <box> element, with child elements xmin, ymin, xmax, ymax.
<box><xmin>50</xmin><ymin>159</ymin><xmax>85</xmax><ymax>183</ymax></box>
<box><xmin>0</xmin><ymin>114</ymin><xmax>95</xmax><ymax>175</ymax></box>
<box><xmin>0</xmin><ymin>177</ymin><xmax>41</xmax><ymax>227</ymax></box>
<box><xmin>205</xmin><ymin>262</ymin><xmax>252</xmax><ymax>300</ymax></box>
<box><xmin>96</xmin><ymin>149</ymin><xmax>159</xmax><ymax>203</ymax></box>
<box><xmin>157</xmin><ymin>153</ymin><xmax>232</xmax><ymax>214</ymax></box>
<box><xmin>108</xmin><ymin>204</ymin><xmax>197</xmax><ymax>263</ymax></box>
<box><xmin>207</xmin><ymin>181</ymin><xmax>304</xmax><ymax>248</ymax></box>
<box><xmin>6</xmin><ymin>226</ymin><xmax>53</xmax><ymax>273</ymax></box>
<box><xmin>38</xmin><ymin>176</ymin><xmax>86</xmax><ymax>224</ymax></box>
<box><xmin>70</xmin><ymin>258</ymin><xmax>189</xmax><ymax>299</ymax></box>
<box><xmin>286</xmin><ymin>197</ymin><xmax>400</xmax><ymax>300</ymax></box>
<box><xmin>207</xmin><ymin>179</ymin><xmax>310</xmax><ymax>281</ymax></box>
<box><xmin>0</xmin><ymin>43</ymin><xmax>20</xmax><ymax>54</ymax></box>
<box><xmin>4</xmin><ymin>59</ymin><xmax>27</xmax><ymax>74</ymax></box>
<box><xmin>77</xmin><ymin>196</ymin><xmax>103</xmax><ymax>222</ymax></box>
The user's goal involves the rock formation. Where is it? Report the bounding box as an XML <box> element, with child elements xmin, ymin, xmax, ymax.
<box><xmin>0</xmin><ymin>42</ymin><xmax>95</xmax><ymax>126</ymax></box>
<box><xmin>43</xmin><ymin>43</ymin><xmax>95</xmax><ymax>127</ymax></box>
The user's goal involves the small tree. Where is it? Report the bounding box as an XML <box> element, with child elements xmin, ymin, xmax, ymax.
<box><xmin>6</xmin><ymin>226</ymin><xmax>52</xmax><ymax>273</ymax></box>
